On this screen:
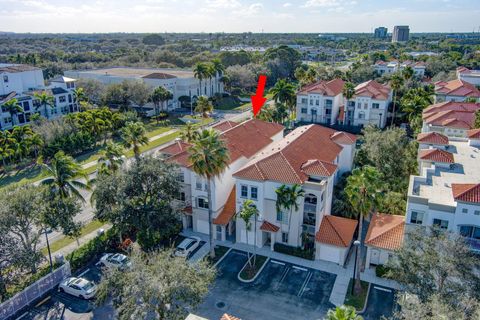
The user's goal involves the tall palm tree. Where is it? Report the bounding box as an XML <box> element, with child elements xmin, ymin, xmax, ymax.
<box><xmin>212</xmin><ymin>58</ymin><xmax>225</xmax><ymax>93</ymax></box>
<box><xmin>345</xmin><ymin>166</ymin><xmax>383</xmax><ymax>295</ymax></box>
<box><xmin>195</xmin><ymin>96</ymin><xmax>213</xmax><ymax>118</ymax></box>
<box><xmin>269</xmin><ymin>79</ymin><xmax>297</xmax><ymax>127</ymax></box>
<box><xmin>98</xmin><ymin>142</ymin><xmax>124</xmax><ymax>174</ymax></box>
<box><xmin>121</xmin><ymin>121</ymin><xmax>149</xmax><ymax>161</ymax></box>
<box><xmin>151</xmin><ymin>86</ymin><xmax>173</xmax><ymax>114</ymax></box>
<box><xmin>390</xmin><ymin>73</ymin><xmax>404</xmax><ymax>126</ymax></box>
<box><xmin>34</xmin><ymin>91</ymin><xmax>55</xmax><ymax>120</ymax></box>
<box><xmin>0</xmin><ymin>130</ymin><xmax>15</xmax><ymax>167</ymax></box>
<box><xmin>193</xmin><ymin>63</ymin><xmax>208</xmax><ymax>96</ymax></box>
<box><xmin>326</xmin><ymin>305</ymin><xmax>363</xmax><ymax>320</ymax></box>
<box><xmin>11</xmin><ymin>125</ymin><xmax>34</xmax><ymax>160</ymax></box>
<box><xmin>180</xmin><ymin>121</ymin><xmax>199</xmax><ymax>143</ymax></box>
<box><xmin>206</xmin><ymin>64</ymin><xmax>216</xmax><ymax>96</ymax></box>
<box><xmin>188</xmin><ymin>128</ymin><xmax>230</xmax><ymax>258</ymax></box>
<box><xmin>402</xmin><ymin>66</ymin><xmax>414</xmax><ymax>82</ymax></box>
<box><xmin>238</xmin><ymin>199</ymin><xmax>259</xmax><ymax>268</ymax></box>
<box><xmin>39</xmin><ymin>151</ymin><xmax>90</xmax><ymax>202</ymax></box>
<box><xmin>2</xmin><ymin>98</ymin><xmax>23</xmax><ymax>127</ymax></box>
<box><xmin>275</xmin><ymin>184</ymin><xmax>305</xmax><ymax>242</ymax></box>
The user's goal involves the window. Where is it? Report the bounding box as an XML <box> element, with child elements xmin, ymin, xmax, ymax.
<box><xmin>301</xmin><ymin>98</ymin><xmax>307</xmax><ymax>104</ymax></box>
<box><xmin>358</xmin><ymin>111</ymin><xmax>365</xmax><ymax>119</ymax></box>
<box><xmin>325</xmin><ymin>109</ymin><xmax>331</xmax><ymax>115</ymax></box>
<box><xmin>18</xmin><ymin>114</ymin><xmax>25</xmax><ymax>124</ymax></box>
<box><xmin>410</xmin><ymin>211</ymin><xmax>424</xmax><ymax>225</ymax></box>
<box><xmin>462</xmin><ymin>208</ymin><xmax>468</xmax><ymax>214</ymax></box>
<box><xmin>460</xmin><ymin>226</ymin><xmax>480</xmax><ymax>240</ymax></box>
<box><xmin>68</xmin><ymin>94</ymin><xmax>72</xmax><ymax>103</ymax></box>
<box><xmin>315</xmin><ymin>99</ymin><xmax>319</xmax><ymax>106</ymax></box>
<box><xmin>325</xmin><ymin>99</ymin><xmax>332</xmax><ymax>107</ymax></box>
<box><xmin>195</xmin><ymin>179</ymin><xmax>202</xmax><ymax>190</ymax></box>
<box><xmin>301</xmin><ymin>108</ymin><xmax>307</xmax><ymax>114</ymax></box>
<box><xmin>3</xmin><ymin>75</ymin><xmax>8</xmax><ymax>83</ymax></box>
<box><xmin>311</xmin><ymin>109</ymin><xmax>317</xmax><ymax>115</ymax></box>
<box><xmin>176</xmin><ymin>172</ymin><xmax>184</xmax><ymax>182</ymax></box>
<box><xmin>282</xmin><ymin>232</ymin><xmax>289</xmax><ymax>243</ymax></box>
<box><xmin>177</xmin><ymin>192</ymin><xmax>186</xmax><ymax>201</ymax></box>
<box><xmin>4</xmin><ymin>117</ymin><xmax>12</xmax><ymax>124</ymax></box>
<box><xmin>22</xmin><ymin>101</ymin><xmax>30</xmax><ymax>111</ymax></box>
<box><xmin>364</xmin><ymin>103</ymin><xmax>368</xmax><ymax>109</ymax></box>
<box><xmin>433</xmin><ymin>219</ymin><xmax>448</xmax><ymax>230</ymax></box>
<box><xmin>309</xmin><ymin>100</ymin><xmax>313</xmax><ymax>105</ymax></box>
<box><xmin>241</xmin><ymin>185</ymin><xmax>248</xmax><ymax>198</ymax></box>
<box><xmin>475</xmin><ymin>210</ymin><xmax>480</xmax><ymax>216</ymax></box>
<box><xmin>250</xmin><ymin>187</ymin><xmax>258</xmax><ymax>200</ymax></box>
<box><xmin>277</xmin><ymin>211</ymin><xmax>283</xmax><ymax>222</ymax></box>
<box><xmin>372</xmin><ymin>103</ymin><xmax>380</xmax><ymax>109</ymax></box>
<box><xmin>197</xmin><ymin>197</ymin><xmax>209</xmax><ymax>209</ymax></box>
<box><xmin>59</xmin><ymin>96</ymin><xmax>66</xmax><ymax>103</ymax></box>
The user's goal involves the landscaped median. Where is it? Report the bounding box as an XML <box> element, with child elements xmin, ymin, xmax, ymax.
<box><xmin>238</xmin><ymin>254</ymin><xmax>269</xmax><ymax>282</ymax></box>
<box><xmin>344</xmin><ymin>279</ymin><xmax>370</xmax><ymax>312</ymax></box>
<box><xmin>205</xmin><ymin>245</ymin><xmax>231</xmax><ymax>266</ymax></box>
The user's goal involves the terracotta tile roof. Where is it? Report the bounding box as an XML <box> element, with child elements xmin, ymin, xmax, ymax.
<box><xmin>417</xmin><ymin>132</ymin><xmax>449</xmax><ymax>145</ymax></box>
<box><xmin>183</xmin><ymin>205</ymin><xmax>192</xmax><ymax>215</ymax></box>
<box><xmin>301</xmin><ymin>159</ymin><xmax>338</xmax><ymax>177</ymax></box>
<box><xmin>260</xmin><ymin>220</ymin><xmax>280</xmax><ymax>232</ymax></box>
<box><xmin>452</xmin><ymin>183</ymin><xmax>480</xmax><ymax>204</ymax></box>
<box><xmin>234</xmin><ymin>125</ymin><xmax>355</xmax><ymax>184</ymax></box>
<box><xmin>213</xmin><ymin>186</ymin><xmax>236</xmax><ymax>225</ymax></box>
<box><xmin>212</xmin><ymin>121</ymin><xmax>238</xmax><ymax>132</ymax></box>
<box><xmin>221</xmin><ymin>314</ymin><xmax>241</xmax><ymax>320</ymax></box>
<box><xmin>315</xmin><ymin>215</ymin><xmax>358</xmax><ymax>247</ymax></box>
<box><xmin>161</xmin><ymin>119</ymin><xmax>284</xmax><ymax>168</ymax></box>
<box><xmin>422</xmin><ymin>102</ymin><xmax>480</xmax><ymax>129</ymax></box>
<box><xmin>142</xmin><ymin>72</ymin><xmax>176</xmax><ymax>79</ymax></box>
<box><xmin>330</xmin><ymin>131</ymin><xmax>357</xmax><ymax>145</ymax></box>
<box><xmin>365</xmin><ymin>214</ymin><xmax>405</xmax><ymax>251</ymax></box>
<box><xmin>434</xmin><ymin>79</ymin><xmax>480</xmax><ymax>98</ymax></box>
<box><xmin>467</xmin><ymin>129</ymin><xmax>480</xmax><ymax>139</ymax></box>
<box><xmin>418</xmin><ymin>148</ymin><xmax>454</xmax><ymax>163</ymax></box>
<box><xmin>158</xmin><ymin>139</ymin><xmax>191</xmax><ymax>156</ymax></box>
<box><xmin>457</xmin><ymin>66</ymin><xmax>470</xmax><ymax>73</ymax></box>
<box><xmin>298</xmin><ymin>78</ymin><xmax>345</xmax><ymax>96</ymax></box>
<box><xmin>354</xmin><ymin>80</ymin><xmax>391</xmax><ymax>100</ymax></box>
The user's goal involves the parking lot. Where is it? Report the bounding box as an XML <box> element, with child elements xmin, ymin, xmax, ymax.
<box><xmin>363</xmin><ymin>285</ymin><xmax>397</xmax><ymax>320</ymax></box>
<box><xmin>195</xmin><ymin>250</ymin><xmax>337</xmax><ymax>320</ymax></box>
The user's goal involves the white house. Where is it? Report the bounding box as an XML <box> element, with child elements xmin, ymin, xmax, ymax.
<box><xmin>65</xmin><ymin>67</ymin><xmax>224</xmax><ymax>111</ymax></box>
<box><xmin>434</xmin><ymin>79</ymin><xmax>480</xmax><ymax>103</ymax></box>
<box><xmin>406</xmin><ymin>134</ymin><xmax>480</xmax><ymax>252</ymax></box>
<box><xmin>373</xmin><ymin>60</ymin><xmax>426</xmax><ymax>78</ymax></box>
<box><xmin>421</xmin><ymin>101</ymin><xmax>480</xmax><ymax>138</ymax></box>
<box><xmin>157</xmin><ymin>119</ymin><xmax>284</xmax><ymax>242</ymax></box>
<box><xmin>232</xmin><ymin>124</ymin><xmax>357</xmax><ymax>264</ymax></box>
<box><xmin>0</xmin><ymin>64</ymin><xmax>79</xmax><ymax>130</ymax></box>
<box><xmin>296</xmin><ymin>79</ymin><xmax>345</xmax><ymax>125</ymax></box>
<box><xmin>365</xmin><ymin>214</ymin><xmax>405</xmax><ymax>268</ymax></box>
<box><xmin>457</xmin><ymin>66</ymin><xmax>480</xmax><ymax>86</ymax></box>
<box><xmin>341</xmin><ymin>80</ymin><xmax>391</xmax><ymax>128</ymax></box>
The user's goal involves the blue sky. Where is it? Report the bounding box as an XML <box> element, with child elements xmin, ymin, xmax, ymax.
<box><xmin>0</xmin><ymin>0</ymin><xmax>479</xmax><ymax>33</ymax></box>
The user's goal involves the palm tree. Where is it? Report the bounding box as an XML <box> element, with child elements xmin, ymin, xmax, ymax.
<box><xmin>73</xmin><ymin>87</ymin><xmax>87</xmax><ymax>105</ymax></box>
<box><xmin>207</xmin><ymin>64</ymin><xmax>216</xmax><ymax>96</ymax></box>
<box><xmin>180</xmin><ymin>121</ymin><xmax>199</xmax><ymax>143</ymax></box>
<box><xmin>269</xmin><ymin>79</ymin><xmax>297</xmax><ymax>127</ymax></box>
<box><xmin>402</xmin><ymin>66</ymin><xmax>414</xmax><ymax>82</ymax></box>
<box><xmin>188</xmin><ymin>128</ymin><xmax>230</xmax><ymax>258</ymax></box>
<box><xmin>343</xmin><ymin>81</ymin><xmax>355</xmax><ymax>104</ymax></box>
<box><xmin>34</xmin><ymin>91</ymin><xmax>55</xmax><ymax>120</ymax></box>
<box><xmin>0</xmin><ymin>130</ymin><xmax>15</xmax><ymax>166</ymax></box>
<box><xmin>11</xmin><ymin>125</ymin><xmax>34</xmax><ymax>160</ymax></box>
<box><xmin>121</xmin><ymin>121</ymin><xmax>149</xmax><ymax>161</ymax></box>
<box><xmin>275</xmin><ymin>184</ymin><xmax>305</xmax><ymax>242</ymax></box>
<box><xmin>238</xmin><ymin>199</ymin><xmax>259</xmax><ymax>268</ymax></box>
<box><xmin>212</xmin><ymin>58</ymin><xmax>225</xmax><ymax>93</ymax></box>
<box><xmin>326</xmin><ymin>305</ymin><xmax>363</xmax><ymax>320</ymax></box>
<box><xmin>390</xmin><ymin>73</ymin><xmax>404</xmax><ymax>126</ymax></box>
<box><xmin>2</xmin><ymin>98</ymin><xmax>23</xmax><ymax>126</ymax></box>
<box><xmin>39</xmin><ymin>151</ymin><xmax>90</xmax><ymax>202</ymax></box>
<box><xmin>194</xmin><ymin>62</ymin><xmax>208</xmax><ymax>96</ymax></box>
<box><xmin>98</xmin><ymin>142</ymin><xmax>124</xmax><ymax>175</ymax></box>
<box><xmin>151</xmin><ymin>86</ymin><xmax>173</xmax><ymax>114</ymax></box>
<box><xmin>195</xmin><ymin>96</ymin><xmax>213</xmax><ymax>118</ymax></box>
<box><xmin>344</xmin><ymin>166</ymin><xmax>383</xmax><ymax>295</ymax></box>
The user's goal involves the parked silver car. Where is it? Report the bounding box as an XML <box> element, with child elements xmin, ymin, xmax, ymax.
<box><xmin>58</xmin><ymin>277</ymin><xmax>97</xmax><ymax>299</ymax></box>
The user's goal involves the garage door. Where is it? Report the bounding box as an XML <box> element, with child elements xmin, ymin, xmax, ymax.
<box><xmin>319</xmin><ymin>245</ymin><xmax>340</xmax><ymax>264</ymax></box>
<box><xmin>196</xmin><ymin>220</ymin><xmax>210</xmax><ymax>234</ymax></box>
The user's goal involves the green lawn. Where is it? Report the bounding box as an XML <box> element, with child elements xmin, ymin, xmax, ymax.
<box><xmin>41</xmin><ymin>220</ymin><xmax>106</xmax><ymax>255</ymax></box>
<box><xmin>214</xmin><ymin>96</ymin><xmax>243</xmax><ymax>110</ymax></box>
<box><xmin>344</xmin><ymin>279</ymin><xmax>370</xmax><ymax>311</ymax></box>
<box><xmin>206</xmin><ymin>245</ymin><xmax>230</xmax><ymax>265</ymax></box>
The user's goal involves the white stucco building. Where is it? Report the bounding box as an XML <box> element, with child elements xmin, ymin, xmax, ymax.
<box><xmin>0</xmin><ymin>64</ymin><xmax>79</xmax><ymax>130</ymax></box>
<box><xmin>457</xmin><ymin>66</ymin><xmax>480</xmax><ymax>86</ymax></box>
<box><xmin>373</xmin><ymin>60</ymin><xmax>426</xmax><ymax>78</ymax></box>
<box><xmin>434</xmin><ymin>79</ymin><xmax>480</xmax><ymax>103</ymax></box>
<box><xmin>65</xmin><ymin>67</ymin><xmax>224</xmax><ymax>111</ymax></box>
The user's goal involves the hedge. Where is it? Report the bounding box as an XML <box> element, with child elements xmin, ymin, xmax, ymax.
<box><xmin>274</xmin><ymin>243</ymin><xmax>315</xmax><ymax>260</ymax></box>
<box><xmin>375</xmin><ymin>264</ymin><xmax>392</xmax><ymax>278</ymax></box>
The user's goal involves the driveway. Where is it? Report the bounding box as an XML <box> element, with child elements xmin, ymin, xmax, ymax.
<box><xmin>362</xmin><ymin>285</ymin><xmax>397</xmax><ymax>320</ymax></box>
<box><xmin>195</xmin><ymin>250</ymin><xmax>336</xmax><ymax>320</ymax></box>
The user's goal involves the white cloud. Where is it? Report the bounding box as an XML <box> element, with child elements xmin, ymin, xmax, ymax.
<box><xmin>283</xmin><ymin>2</ymin><xmax>292</xmax><ymax>7</ymax></box>
<box><xmin>205</xmin><ymin>0</ymin><xmax>241</xmax><ymax>8</ymax></box>
<box><xmin>233</xmin><ymin>3</ymin><xmax>263</xmax><ymax>17</ymax></box>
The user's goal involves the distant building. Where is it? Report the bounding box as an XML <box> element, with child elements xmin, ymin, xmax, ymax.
<box><xmin>373</xmin><ymin>60</ymin><xmax>426</xmax><ymax>77</ymax></box>
<box><xmin>457</xmin><ymin>66</ymin><xmax>480</xmax><ymax>86</ymax></box>
<box><xmin>392</xmin><ymin>26</ymin><xmax>410</xmax><ymax>42</ymax></box>
<box><xmin>374</xmin><ymin>27</ymin><xmax>388</xmax><ymax>39</ymax></box>
<box><xmin>0</xmin><ymin>64</ymin><xmax>79</xmax><ymax>130</ymax></box>
<box><xmin>434</xmin><ymin>79</ymin><xmax>480</xmax><ymax>103</ymax></box>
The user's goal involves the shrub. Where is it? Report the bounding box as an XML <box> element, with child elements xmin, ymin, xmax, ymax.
<box><xmin>375</xmin><ymin>264</ymin><xmax>391</xmax><ymax>278</ymax></box>
<box><xmin>274</xmin><ymin>243</ymin><xmax>314</xmax><ymax>260</ymax></box>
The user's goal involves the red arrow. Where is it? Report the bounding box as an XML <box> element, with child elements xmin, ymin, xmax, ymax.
<box><xmin>251</xmin><ymin>75</ymin><xmax>267</xmax><ymax>117</ymax></box>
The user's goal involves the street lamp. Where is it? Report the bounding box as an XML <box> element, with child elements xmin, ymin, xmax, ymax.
<box><xmin>43</xmin><ymin>227</ymin><xmax>54</xmax><ymax>273</ymax></box>
<box><xmin>351</xmin><ymin>239</ymin><xmax>361</xmax><ymax>295</ymax></box>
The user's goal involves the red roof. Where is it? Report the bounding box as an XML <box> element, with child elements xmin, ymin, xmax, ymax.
<box><xmin>160</xmin><ymin>119</ymin><xmax>284</xmax><ymax>168</ymax></box>
<box><xmin>315</xmin><ymin>215</ymin><xmax>357</xmax><ymax>247</ymax></box>
<box><xmin>213</xmin><ymin>186</ymin><xmax>236</xmax><ymax>225</ymax></box>
<box><xmin>423</xmin><ymin>101</ymin><xmax>480</xmax><ymax>129</ymax></box>
<box><xmin>365</xmin><ymin>214</ymin><xmax>405</xmax><ymax>251</ymax></box>
<box><xmin>354</xmin><ymin>80</ymin><xmax>391</xmax><ymax>100</ymax></box>
<box><xmin>298</xmin><ymin>78</ymin><xmax>345</xmax><ymax>96</ymax></box>
<box><xmin>452</xmin><ymin>184</ymin><xmax>480</xmax><ymax>204</ymax></box>
<box><xmin>159</xmin><ymin>139</ymin><xmax>191</xmax><ymax>156</ymax></box>
<box><xmin>221</xmin><ymin>314</ymin><xmax>241</xmax><ymax>320</ymax></box>
<box><xmin>434</xmin><ymin>79</ymin><xmax>480</xmax><ymax>98</ymax></box>
<box><xmin>234</xmin><ymin>125</ymin><xmax>356</xmax><ymax>184</ymax></box>
<box><xmin>260</xmin><ymin>220</ymin><xmax>280</xmax><ymax>232</ymax></box>
<box><xmin>212</xmin><ymin>120</ymin><xmax>238</xmax><ymax>132</ymax></box>
<box><xmin>468</xmin><ymin>129</ymin><xmax>480</xmax><ymax>139</ymax></box>
<box><xmin>418</xmin><ymin>148</ymin><xmax>454</xmax><ymax>163</ymax></box>
<box><xmin>417</xmin><ymin>132</ymin><xmax>449</xmax><ymax>145</ymax></box>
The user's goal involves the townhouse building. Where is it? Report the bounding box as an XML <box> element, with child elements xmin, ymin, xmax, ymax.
<box><xmin>457</xmin><ymin>66</ymin><xmax>480</xmax><ymax>86</ymax></box>
<box><xmin>373</xmin><ymin>60</ymin><xmax>426</xmax><ymax>78</ymax></box>
<box><xmin>0</xmin><ymin>64</ymin><xmax>79</xmax><ymax>130</ymax></box>
<box><xmin>295</xmin><ymin>79</ymin><xmax>345</xmax><ymax>125</ymax></box>
<box><xmin>421</xmin><ymin>101</ymin><xmax>480</xmax><ymax>138</ymax></box>
<box><xmin>65</xmin><ymin>67</ymin><xmax>223</xmax><ymax>111</ymax></box>
<box><xmin>232</xmin><ymin>124</ymin><xmax>357</xmax><ymax>265</ymax></box>
<box><xmin>158</xmin><ymin>119</ymin><xmax>284</xmax><ymax>242</ymax></box>
<box><xmin>434</xmin><ymin>79</ymin><xmax>480</xmax><ymax>103</ymax></box>
<box><xmin>405</xmin><ymin>130</ymin><xmax>480</xmax><ymax>252</ymax></box>
<box><xmin>341</xmin><ymin>80</ymin><xmax>391</xmax><ymax>128</ymax></box>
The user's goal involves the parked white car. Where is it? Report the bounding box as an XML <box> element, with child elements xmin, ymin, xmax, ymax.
<box><xmin>99</xmin><ymin>253</ymin><xmax>131</xmax><ymax>270</ymax></box>
<box><xmin>174</xmin><ymin>237</ymin><xmax>201</xmax><ymax>257</ymax></box>
<box><xmin>58</xmin><ymin>277</ymin><xmax>97</xmax><ymax>299</ymax></box>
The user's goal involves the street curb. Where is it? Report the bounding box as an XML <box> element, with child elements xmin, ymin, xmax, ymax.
<box><xmin>237</xmin><ymin>256</ymin><xmax>270</xmax><ymax>283</ymax></box>
<box><xmin>358</xmin><ymin>282</ymin><xmax>372</xmax><ymax>314</ymax></box>
<box><xmin>213</xmin><ymin>247</ymin><xmax>233</xmax><ymax>268</ymax></box>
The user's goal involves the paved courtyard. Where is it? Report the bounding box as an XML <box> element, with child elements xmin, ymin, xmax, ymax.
<box><xmin>195</xmin><ymin>250</ymin><xmax>336</xmax><ymax>320</ymax></box>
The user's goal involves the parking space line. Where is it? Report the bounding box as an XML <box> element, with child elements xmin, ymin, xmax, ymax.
<box><xmin>292</xmin><ymin>265</ymin><xmax>308</xmax><ymax>272</ymax></box>
<box><xmin>374</xmin><ymin>286</ymin><xmax>392</xmax><ymax>293</ymax></box>
<box><xmin>78</xmin><ymin>268</ymin><xmax>90</xmax><ymax>277</ymax></box>
<box><xmin>279</xmin><ymin>266</ymin><xmax>290</xmax><ymax>284</ymax></box>
<box><xmin>298</xmin><ymin>271</ymin><xmax>313</xmax><ymax>297</ymax></box>
<box><xmin>271</xmin><ymin>260</ymin><xmax>285</xmax><ymax>266</ymax></box>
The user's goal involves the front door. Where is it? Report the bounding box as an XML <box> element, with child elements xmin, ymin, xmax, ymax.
<box><xmin>216</xmin><ymin>225</ymin><xmax>223</xmax><ymax>241</ymax></box>
<box><xmin>186</xmin><ymin>215</ymin><xmax>193</xmax><ymax>229</ymax></box>
<box><xmin>264</xmin><ymin>231</ymin><xmax>271</xmax><ymax>246</ymax></box>
<box><xmin>370</xmin><ymin>249</ymin><xmax>380</xmax><ymax>265</ymax></box>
